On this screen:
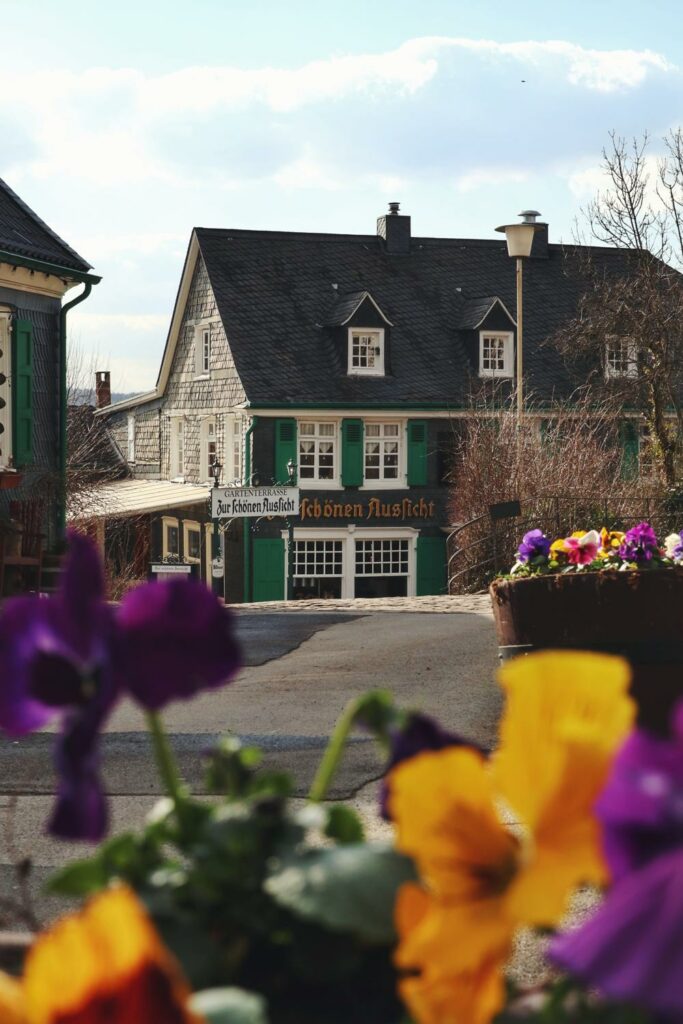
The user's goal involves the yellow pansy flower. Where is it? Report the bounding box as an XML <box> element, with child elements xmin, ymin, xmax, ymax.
<box><xmin>390</xmin><ymin>651</ymin><xmax>635</xmax><ymax>1024</ymax></box>
<box><xmin>599</xmin><ymin>527</ymin><xmax>625</xmax><ymax>558</ymax></box>
<box><xmin>0</xmin><ymin>886</ymin><xmax>202</xmax><ymax>1024</ymax></box>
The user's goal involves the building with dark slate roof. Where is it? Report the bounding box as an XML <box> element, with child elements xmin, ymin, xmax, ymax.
<box><xmin>0</xmin><ymin>178</ymin><xmax>99</xmax><ymax>595</ymax></box>
<box><xmin>94</xmin><ymin>204</ymin><xmax>641</xmax><ymax>601</ymax></box>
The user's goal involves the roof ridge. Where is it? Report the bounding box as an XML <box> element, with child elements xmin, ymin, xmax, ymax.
<box><xmin>0</xmin><ymin>177</ymin><xmax>92</xmax><ymax>271</ymax></box>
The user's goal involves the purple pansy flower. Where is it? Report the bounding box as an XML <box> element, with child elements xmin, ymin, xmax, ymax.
<box><xmin>380</xmin><ymin>712</ymin><xmax>475</xmax><ymax>820</ymax></box>
<box><xmin>0</xmin><ymin>531</ymin><xmax>241</xmax><ymax>841</ymax></box>
<box><xmin>618</xmin><ymin>522</ymin><xmax>660</xmax><ymax>564</ymax></box>
<box><xmin>517</xmin><ymin>529</ymin><xmax>551</xmax><ymax>564</ymax></box>
<box><xmin>596</xmin><ymin>701</ymin><xmax>683</xmax><ymax>882</ymax></box>
<box><xmin>551</xmin><ymin>848</ymin><xmax>683</xmax><ymax>1017</ymax></box>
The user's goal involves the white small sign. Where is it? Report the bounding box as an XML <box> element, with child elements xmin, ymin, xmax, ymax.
<box><xmin>151</xmin><ymin>563</ymin><xmax>192</xmax><ymax>575</ymax></box>
<box><xmin>211</xmin><ymin>556</ymin><xmax>224</xmax><ymax>579</ymax></box>
<box><xmin>212</xmin><ymin>486</ymin><xmax>300</xmax><ymax>520</ymax></box>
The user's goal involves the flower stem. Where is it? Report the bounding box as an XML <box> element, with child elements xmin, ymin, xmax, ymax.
<box><xmin>308</xmin><ymin>698</ymin><xmax>362</xmax><ymax>803</ymax></box>
<box><xmin>146</xmin><ymin>711</ymin><xmax>184</xmax><ymax>808</ymax></box>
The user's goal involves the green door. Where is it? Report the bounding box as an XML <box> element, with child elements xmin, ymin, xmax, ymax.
<box><xmin>253</xmin><ymin>538</ymin><xmax>285</xmax><ymax>602</ymax></box>
<box><xmin>416</xmin><ymin>536</ymin><xmax>447</xmax><ymax>596</ymax></box>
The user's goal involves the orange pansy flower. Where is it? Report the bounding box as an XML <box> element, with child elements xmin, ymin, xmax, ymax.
<box><xmin>0</xmin><ymin>886</ymin><xmax>202</xmax><ymax>1024</ymax></box>
<box><xmin>390</xmin><ymin>651</ymin><xmax>635</xmax><ymax>1024</ymax></box>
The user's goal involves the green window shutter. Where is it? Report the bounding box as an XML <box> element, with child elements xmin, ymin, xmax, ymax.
<box><xmin>539</xmin><ymin>419</ymin><xmax>549</xmax><ymax>445</ymax></box>
<box><xmin>620</xmin><ymin>420</ymin><xmax>639</xmax><ymax>480</ymax></box>
<box><xmin>416</xmin><ymin>536</ymin><xmax>447</xmax><ymax>596</ymax></box>
<box><xmin>407</xmin><ymin>420</ymin><xmax>428</xmax><ymax>486</ymax></box>
<box><xmin>275</xmin><ymin>418</ymin><xmax>297</xmax><ymax>483</ymax></box>
<box><xmin>341</xmin><ymin>418</ymin><xmax>364</xmax><ymax>486</ymax></box>
<box><xmin>252</xmin><ymin>538</ymin><xmax>285</xmax><ymax>602</ymax></box>
<box><xmin>12</xmin><ymin>319</ymin><xmax>33</xmax><ymax>467</ymax></box>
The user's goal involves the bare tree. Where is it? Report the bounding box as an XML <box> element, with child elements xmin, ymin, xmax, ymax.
<box><xmin>550</xmin><ymin>130</ymin><xmax>683</xmax><ymax>486</ymax></box>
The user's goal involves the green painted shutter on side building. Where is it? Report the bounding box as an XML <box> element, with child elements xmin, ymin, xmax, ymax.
<box><xmin>416</xmin><ymin>536</ymin><xmax>447</xmax><ymax>596</ymax></box>
<box><xmin>12</xmin><ymin>319</ymin><xmax>33</xmax><ymax>467</ymax></box>
<box><xmin>252</xmin><ymin>538</ymin><xmax>285</xmax><ymax>602</ymax></box>
<box><xmin>407</xmin><ymin>420</ymin><xmax>428</xmax><ymax>486</ymax></box>
<box><xmin>274</xmin><ymin>418</ymin><xmax>297</xmax><ymax>483</ymax></box>
<box><xmin>341</xmin><ymin>418</ymin><xmax>364</xmax><ymax>486</ymax></box>
<box><xmin>620</xmin><ymin>420</ymin><xmax>639</xmax><ymax>480</ymax></box>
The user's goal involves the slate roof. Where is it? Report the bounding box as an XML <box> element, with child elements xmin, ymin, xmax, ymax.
<box><xmin>458</xmin><ymin>295</ymin><xmax>514</xmax><ymax>330</ymax></box>
<box><xmin>0</xmin><ymin>178</ymin><xmax>92</xmax><ymax>273</ymax></box>
<box><xmin>194</xmin><ymin>226</ymin><xmax>642</xmax><ymax>407</ymax></box>
<box><xmin>324</xmin><ymin>290</ymin><xmax>392</xmax><ymax>326</ymax></box>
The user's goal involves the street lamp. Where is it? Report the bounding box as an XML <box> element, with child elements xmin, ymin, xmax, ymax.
<box><xmin>286</xmin><ymin>459</ymin><xmax>297</xmax><ymax>600</ymax></box>
<box><xmin>211</xmin><ymin>459</ymin><xmax>222</xmax><ymax>595</ymax></box>
<box><xmin>495</xmin><ymin>210</ymin><xmax>543</xmax><ymax>419</ymax></box>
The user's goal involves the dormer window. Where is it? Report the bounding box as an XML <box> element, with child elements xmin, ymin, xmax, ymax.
<box><xmin>605</xmin><ymin>336</ymin><xmax>637</xmax><ymax>379</ymax></box>
<box><xmin>348</xmin><ymin>329</ymin><xmax>384</xmax><ymax>376</ymax></box>
<box><xmin>479</xmin><ymin>331</ymin><xmax>513</xmax><ymax>378</ymax></box>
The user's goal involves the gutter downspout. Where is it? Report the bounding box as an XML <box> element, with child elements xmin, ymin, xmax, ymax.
<box><xmin>58</xmin><ymin>282</ymin><xmax>93</xmax><ymax>539</ymax></box>
<box><xmin>243</xmin><ymin>415</ymin><xmax>258</xmax><ymax>602</ymax></box>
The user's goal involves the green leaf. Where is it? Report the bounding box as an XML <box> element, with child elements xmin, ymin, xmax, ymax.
<box><xmin>47</xmin><ymin>856</ymin><xmax>108</xmax><ymax>896</ymax></box>
<box><xmin>189</xmin><ymin>988</ymin><xmax>269</xmax><ymax>1024</ymax></box>
<box><xmin>325</xmin><ymin>805</ymin><xmax>365</xmax><ymax>844</ymax></box>
<box><xmin>265</xmin><ymin>842</ymin><xmax>416</xmax><ymax>944</ymax></box>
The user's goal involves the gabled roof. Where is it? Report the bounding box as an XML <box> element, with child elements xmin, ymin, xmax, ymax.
<box><xmin>193</xmin><ymin>227</ymin><xmax>638</xmax><ymax>407</ymax></box>
<box><xmin>0</xmin><ymin>178</ymin><xmax>92</xmax><ymax>273</ymax></box>
<box><xmin>324</xmin><ymin>289</ymin><xmax>393</xmax><ymax>326</ymax></box>
<box><xmin>99</xmin><ymin>224</ymin><xmax>649</xmax><ymax>416</ymax></box>
<box><xmin>458</xmin><ymin>295</ymin><xmax>516</xmax><ymax>330</ymax></box>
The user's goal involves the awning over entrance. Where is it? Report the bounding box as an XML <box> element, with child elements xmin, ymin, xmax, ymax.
<box><xmin>68</xmin><ymin>480</ymin><xmax>211</xmax><ymax>521</ymax></box>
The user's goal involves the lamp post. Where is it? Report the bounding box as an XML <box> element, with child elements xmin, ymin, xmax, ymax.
<box><xmin>211</xmin><ymin>458</ymin><xmax>222</xmax><ymax>595</ymax></box>
<box><xmin>495</xmin><ymin>211</ymin><xmax>543</xmax><ymax>420</ymax></box>
<box><xmin>286</xmin><ymin>458</ymin><xmax>297</xmax><ymax>601</ymax></box>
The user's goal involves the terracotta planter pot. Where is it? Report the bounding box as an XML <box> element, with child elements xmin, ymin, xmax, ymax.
<box><xmin>490</xmin><ymin>569</ymin><xmax>683</xmax><ymax>735</ymax></box>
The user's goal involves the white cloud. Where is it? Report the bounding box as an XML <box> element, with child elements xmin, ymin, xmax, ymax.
<box><xmin>455</xmin><ymin>167</ymin><xmax>530</xmax><ymax>193</ymax></box>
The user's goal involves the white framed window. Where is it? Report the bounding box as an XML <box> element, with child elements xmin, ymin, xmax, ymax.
<box><xmin>479</xmin><ymin>331</ymin><xmax>513</xmax><ymax>378</ymax></box>
<box><xmin>355</xmin><ymin>538</ymin><xmax>410</xmax><ymax>576</ymax></box>
<box><xmin>348</xmin><ymin>328</ymin><xmax>384</xmax><ymax>376</ymax></box>
<box><xmin>170</xmin><ymin>417</ymin><xmax>185</xmax><ymax>479</ymax></box>
<box><xmin>127</xmin><ymin>414</ymin><xmax>135</xmax><ymax>463</ymax></box>
<box><xmin>605</xmin><ymin>337</ymin><xmax>637</xmax><ymax>379</ymax></box>
<box><xmin>364</xmin><ymin>422</ymin><xmax>401</xmax><ymax>483</ymax></box>
<box><xmin>200</xmin><ymin>417</ymin><xmax>217</xmax><ymax>483</ymax></box>
<box><xmin>194</xmin><ymin>323</ymin><xmax>211</xmax><ymax>377</ymax></box>
<box><xmin>293</xmin><ymin>540</ymin><xmax>344</xmax><ymax>577</ymax></box>
<box><xmin>298</xmin><ymin>421</ymin><xmax>336</xmax><ymax>483</ymax></box>
<box><xmin>225</xmin><ymin>412</ymin><xmax>243</xmax><ymax>485</ymax></box>
<box><xmin>162</xmin><ymin>516</ymin><xmax>180</xmax><ymax>559</ymax></box>
<box><xmin>0</xmin><ymin>313</ymin><xmax>12</xmax><ymax>467</ymax></box>
<box><xmin>183</xmin><ymin>520</ymin><xmax>202</xmax><ymax>563</ymax></box>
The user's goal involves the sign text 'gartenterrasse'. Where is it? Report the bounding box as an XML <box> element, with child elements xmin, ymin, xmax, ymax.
<box><xmin>300</xmin><ymin>496</ymin><xmax>436</xmax><ymax>521</ymax></box>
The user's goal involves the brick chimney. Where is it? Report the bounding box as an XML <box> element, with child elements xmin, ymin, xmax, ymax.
<box><xmin>95</xmin><ymin>370</ymin><xmax>111</xmax><ymax>408</ymax></box>
<box><xmin>377</xmin><ymin>201</ymin><xmax>411</xmax><ymax>254</ymax></box>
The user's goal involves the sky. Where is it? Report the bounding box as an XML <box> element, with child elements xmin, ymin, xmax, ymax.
<box><xmin>1</xmin><ymin>0</ymin><xmax>682</xmax><ymax>392</ymax></box>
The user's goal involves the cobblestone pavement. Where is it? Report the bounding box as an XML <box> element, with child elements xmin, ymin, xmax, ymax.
<box><xmin>232</xmin><ymin>594</ymin><xmax>492</xmax><ymax>614</ymax></box>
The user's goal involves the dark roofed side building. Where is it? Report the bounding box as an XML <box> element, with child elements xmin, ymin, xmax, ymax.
<box><xmin>94</xmin><ymin>204</ymin><xmax>642</xmax><ymax>602</ymax></box>
<box><xmin>0</xmin><ymin>179</ymin><xmax>99</xmax><ymax>596</ymax></box>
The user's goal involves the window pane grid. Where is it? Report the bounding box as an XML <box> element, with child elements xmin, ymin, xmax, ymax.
<box><xmin>607</xmin><ymin>339</ymin><xmax>635</xmax><ymax>375</ymax></box>
<box><xmin>293</xmin><ymin>540</ymin><xmax>343</xmax><ymax>576</ymax></box>
<box><xmin>355</xmin><ymin>540</ymin><xmax>409</xmax><ymax>576</ymax></box>
<box><xmin>364</xmin><ymin>423</ymin><xmax>400</xmax><ymax>480</ymax></box>
<box><xmin>298</xmin><ymin>422</ymin><xmax>336</xmax><ymax>481</ymax></box>
<box><xmin>481</xmin><ymin>335</ymin><xmax>506</xmax><ymax>371</ymax></box>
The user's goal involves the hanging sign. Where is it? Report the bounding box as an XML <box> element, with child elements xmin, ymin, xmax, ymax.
<box><xmin>212</xmin><ymin>486</ymin><xmax>300</xmax><ymax>519</ymax></box>
<box><xmin>151</xmin><ymin>563</ymin><xmax>192</xmax><ymax>575</ymax></box>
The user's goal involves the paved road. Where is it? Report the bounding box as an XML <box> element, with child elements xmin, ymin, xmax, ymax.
<box><xmin>0</xmin><ymin>606</ymin><xmax>499</xmax><ymax>922</ymax></box>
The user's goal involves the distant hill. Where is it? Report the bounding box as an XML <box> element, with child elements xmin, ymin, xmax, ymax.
<box><xmin>70</xmin><ymin>388</ymin><xmax>144</xmax><ymax>406</ymax></box>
